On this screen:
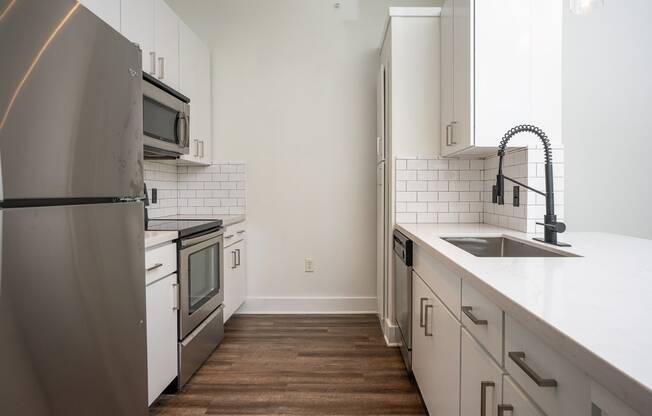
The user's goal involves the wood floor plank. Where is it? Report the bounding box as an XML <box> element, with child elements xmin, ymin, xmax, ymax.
<box><xmin>150</xmin><ymin>314</ymin><xmax>426</xmax><ymax>416</ymax></box>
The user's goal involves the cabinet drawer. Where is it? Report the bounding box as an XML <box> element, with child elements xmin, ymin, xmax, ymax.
<box><xmin>501</xmin><ymin>375</ymin><xmax>545</xmax><ymax>416</ymax></box>
<box><xmin>505</xmin><ymin>315</ymin><xmax>590</xmax><ymax>416</ymax></box>
<box><xmin>145</xmin><ymin>243</ymin><xmax>176</xmax><ymax>286</ymax></box>
<box><xmin>461</xmin><ymin>280</ymin><xmax>503</xmax><ymax>365</ymax></box>
<box><xmin>223</xmin><ymin>221</ymin><xmax>246</xmax><ymax>247</ymax></box>
<box><xmin>412</xmin><ymin>245</ymin><xmax>461</xmax><ymax>318</ymax></box>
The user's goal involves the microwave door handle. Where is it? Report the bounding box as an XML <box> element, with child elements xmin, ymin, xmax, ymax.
<box><xmin>184</xmin><ymin>114</ymin><xmax>190</xmax><ymax>148</ymax></box>
<box><xmin>174</xmin><ymin>112</ymin><xmax>181</xmax><ymax>146</ymax></box>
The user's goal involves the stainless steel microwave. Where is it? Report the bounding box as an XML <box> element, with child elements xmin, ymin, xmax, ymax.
<box><xmin>142</xmin><ymin>73</ymin><xmax>190</xmax><ymax>158</ymax></box>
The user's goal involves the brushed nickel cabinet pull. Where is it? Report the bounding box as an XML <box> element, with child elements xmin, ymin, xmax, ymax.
<box><xmin>419</xmin><ymin>297</ymin><xmax>427</xmax><ymax>327</ymax></box>
<box><xmin>508</xmin><ymin>351</ymin><xmax>558</xmax><ymax>387</ymax></box>
<box><xmin>235</xmin><ymin>248</ymin><xmax>241</xmax><ymax>267</ymax></box>
<box><xmin>450</xmin><ymin>121</ymin><xmax>458</xmax><ymax>145</ymax></box>
<box><xmin>424</xmin><ymin>304</ymin><xmax>433</xmax><ymax>336</ymax></box>
<box><xmin>158</xmin><ymin>56</ymin><xmax>165</xmax><ymax>79</ymax></box>
<box><xmin>194</xmin><ymin>139</ymin><xmax>199</xmax><ymax>157</ymax></box>
<box><xmin>480</xmin><ymin>381</ymin><xmax>495</xmax><ymax>416</ymax></box>
<box><xmin>149</xmin><ymin>51</ymin><xmax>156</xmax><ymax>75</ymax></box>
<box><xmin>446</xmin><ymin>124</ymin><xmax>453</xmax><ymax>146</ymax></box>
<box><xmin>146</xmin><ymin>263</ymin><xmax>163</xmax><ymax>272</ymax></box>
<box><xmin>462</xmin><ymin>306</ymin><xmax>488</xmax><ymax>325</ymax></box>
<box><xmin>231</xmin><ymin>251</ymin><xmax>237</xmax><ymax>269</ymax></box>
<box><xmin>172</xmin><ymin>283</ymin><xmax>179</xmax><ymax>311</ymax></box>
<box><xmin>497</xmin><ymin>404</ymin><xmax>514</xmax><ymax>416</ymax></box>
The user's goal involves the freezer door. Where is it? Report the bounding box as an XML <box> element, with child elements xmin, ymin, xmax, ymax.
<box><xmin>0</xmin><ymin>0</ymin><xmax>143</xmax><ymax>201</ymax></box>
<box><xmin>0</xmin><ymin>202</ymin><xmax>147</xmax><ymax>416</ymax></box>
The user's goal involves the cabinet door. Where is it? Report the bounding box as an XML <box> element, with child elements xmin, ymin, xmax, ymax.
<box><xmin>461</xmin><ymin>328</ymin><xmax>503</xmax><ymax>416</ymax></box>
<box><xmin>440</xmin><ymin>0</ymin><xmax>455</xmax><ymax>155</ymax></box>
<box><xmin>180</xmin><ymin>21</ymin><xmax>212</xmax><ymax>165</ymax></box>
<box><xmin>154</xmin><ymin>0</ymin><xmax>179</xmax><ymax>89</ymax></box>
<box><xmin>79</xmin><ymin>0</ymin><xmax>121</xmax><ymax>32</ymax></box>
<box><xmin>450</xmin><ymin>0</ymin><xmax>474</xmax><ymax>154</ymax></box>
<box><xmin>412</xmin><ymin>272</ymin><xmax>461</xmax><ymax>416</ymax></box>
<box><xmin>501</xmin><ymin>375</ymin><xmax>545</xmax><ymax>416</ymax></box>
<box><xmin>121</xmin><ymin>0</ymin><xmax>155</xmax><ymax>75</ymax></box>
<box><xmin>233</xmin><ymin>240</ymin><xmax>247</xmax><ymax>314</ymax></box>
<box><xmin>223</xmin><ymin>245</ymin><xmax>238</xmax><ymax>322</ymax></box>
<box><xmin>146</xmin><ymin>274</ymin><xmax>178</xmax><ymax>405</ymax></box>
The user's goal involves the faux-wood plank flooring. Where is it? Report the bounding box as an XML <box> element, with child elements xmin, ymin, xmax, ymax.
<box><xmin>150</xmin><ymin>314</ymin><xmax>426</xmax><ymax>415</ymax></box>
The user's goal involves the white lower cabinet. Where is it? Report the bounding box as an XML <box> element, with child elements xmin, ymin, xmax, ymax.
<box><xmin>146</xmin><ymin>273</ymin><xmax>178</xmax><ymax>405</ymax></box>
<box><xmin>501</xmin><ymin>375</ymin><xmax>545</xmax><ymax>416</ymax></box>
<box><xmin>223</xmin><ymin>223</ymin><xmax>247</xmax><ymax>322</ymax></box>
<box><xmin>461</xmin><ymin>328</ymin><xmax>504</xmax><ymax>416</ymax></box>
<box><xmin>412</xmin><ymin>271</ymin><xmax>460</xmax><ymax>416</ymax></box>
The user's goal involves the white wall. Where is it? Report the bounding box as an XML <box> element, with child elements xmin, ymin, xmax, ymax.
<box><xmin>563</xmin><ymin>2</ymin><xmax>652</xmax><ymax>239</ymax></box>
<box><xmin>167</xmin><ymin>0</ymin><xmax>439</xmax><ymax>312</ymax></box>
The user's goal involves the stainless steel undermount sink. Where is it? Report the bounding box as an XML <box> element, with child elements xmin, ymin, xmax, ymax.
<box><xmin>441</xmin><ymin>236</ymin><xmax>578</xmax><ymax>258</ymax></box>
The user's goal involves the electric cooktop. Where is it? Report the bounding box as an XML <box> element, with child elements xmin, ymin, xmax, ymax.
<box><xmin>146</xmin><ymin>219</ymin><xmax>223</xmax><ymax>238</ymax></box>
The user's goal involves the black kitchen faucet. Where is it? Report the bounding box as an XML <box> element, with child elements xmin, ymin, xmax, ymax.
<box><xmin>493</xmin><ymin>125</ymin><xmax>570</xmax><ymax>247</ymax></box>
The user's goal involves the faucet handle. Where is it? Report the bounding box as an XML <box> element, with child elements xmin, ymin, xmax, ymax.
<box><xmin>536</xmin><ymin>221</ymin><xmax>566</xmax><ymax>233</ymax></box>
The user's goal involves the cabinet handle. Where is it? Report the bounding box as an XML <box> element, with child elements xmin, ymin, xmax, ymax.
<box><xmin>508</xmin><ymin>351</ymin><xmax>558</xmax><ymax>387</ymax></box>
<box><xmin>172</xmin><ymin>283</ymin><xmax>179</xmax><ymax>311</ymax></box>
<box><xmin>146</xmin><ymin>263</ymin><xmax>163</xmax><ymax>272</ymax></box>
<box><xmin>480</xmin><ymin>381</ymin><xmax>495</xmax><ymax>416</ymax></box>
<box><xmin>231</xmin><ymin>250</ymin><xmax>237</xmax><ymax>269</ymax></box>
<box><xmin>450</xmin><ymin>121</ymin><xmax>458</xmax><ymax>145</ymax></box>
<box><xmin>225</xmin><ymin>234</ymin><xmax>235</xmax><ymax>239</ymax></box>
<box><xmin>158</xmin><ymin>56</ymin><xmax>165</xmax><ymax>79</ymax></box>
<box><xmin>462</xmin><ymin>306</ymin><xmax>488</xmax><ymax>325</ymax></box>
<box><xmin>446</xmin><ymin>124</ymin><xmax>453</xmax><ymax>146</ymax></box>
<box><xmin>200</xmin><ymin>140</ymin><xmax>205</xmax><ymax>158</ymax></box>
<box><xmin>149</xmin><ymin>51</ymin><xmax>156</xmax><ymax>75</ymax></box>
<box><xmin>424</xmin><ymin>304</ymin><xmax>433</xmax><ymax>336</ymax></box>
<box><xmin>194</xmin><ymin>139</ymin><xmax>199</xmax><ymax>157</ymax></box>
<box><xmin>236</xmin><ymin>248</ymin><xmax>241</xmax><ymax>266</ymax></box>
<box><xmin>237</xmin><ymin>230</ymin><xmax>245</xmax><ymax>234</ymax></box>
<box><xmin>497</xmin><ymin>404</ymin><xmax>514</xmax><ymax>416</ymax></box>
<box><xmin>419</xmin><ymin>297</ymin><xmax>427</xmax><ymax>327</ymax></box>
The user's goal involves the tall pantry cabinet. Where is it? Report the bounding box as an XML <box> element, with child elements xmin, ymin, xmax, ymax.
<box><xmin>376</xmin><ymin>8</ymin><xmax>440</xmax><ymax>342</ymax></box>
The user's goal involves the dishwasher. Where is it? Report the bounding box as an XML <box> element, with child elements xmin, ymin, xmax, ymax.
<box><xmin>393</xmin><ymin>230</ymin><xmax>413</xmax><ymax>372</ymax></box>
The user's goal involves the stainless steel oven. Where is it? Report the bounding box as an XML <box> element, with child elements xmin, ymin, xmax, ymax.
<box><xmin>142</xmin><ymin>72</ymin><xmax>190</xmax><ymax>158</ymax></box>
<box><xmin>177</xmin><ymin>227</ymin><xmax>225</xmax><ymax>386</ymax></box>
<box><xmin>178</xmin><ymin>229</ymin><xmax>224</xmax><ymax>339</ymax></box>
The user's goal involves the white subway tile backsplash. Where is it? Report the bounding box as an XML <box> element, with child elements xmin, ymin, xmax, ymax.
<box><xmin>144</xmin><ymin>161</ymin><xmax>247</xmax><ymax>219</ymax></box>
<box><xmin>395</xmin><ymin>147</ymin><xmax>564</xmax><ymax>231</ymax></box>
<box><xmin>407</xmin><ymin>159</ymin><xmax>428</xmax><ymax>170</ymax></box>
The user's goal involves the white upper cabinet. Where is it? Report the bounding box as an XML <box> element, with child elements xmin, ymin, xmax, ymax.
<box><xmin>153</xmin><ymin>0</ymin><xmax>180</xmax><ymax>90</ymax></box>
<box><xmin>179</xmin><ymin>21</ymin><xmax>212</xmax><ymax>165</ymax></box>
<box><xmin>121</xmin><ymin>0</ymin><xmax>156</xmax><ymax>76</ymax></box>
<box><xmin>441</xmin><ymin>0</ymin><xmax>562</xmax><ymax>156</ymax></box>
<box><xmin>79</xmin><ymin>0</ymin><xmax>121</xmax><ymax>32</ymax></box>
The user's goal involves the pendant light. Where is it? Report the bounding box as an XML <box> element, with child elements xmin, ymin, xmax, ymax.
<box><xmin>570</xmin><ymin>0</ymin><xmax>605</xmax><ymax>15</ymax></box>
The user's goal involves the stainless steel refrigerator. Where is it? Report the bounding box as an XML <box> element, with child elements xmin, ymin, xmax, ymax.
<box><xmin>0</xmin><ymin>1</ymin><xmax>148</xmax><ymax>414</ymax></box>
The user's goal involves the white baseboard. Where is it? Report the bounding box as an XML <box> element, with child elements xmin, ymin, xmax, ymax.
<box><xmin>237</xmin><ymin>296</ymin><xmax>377</xmax><ymax>314</ymax></box>
<box><xmin>382</xmin><ymin>318</ymin><xmax>401</xmax><ymax>346</ymax></box>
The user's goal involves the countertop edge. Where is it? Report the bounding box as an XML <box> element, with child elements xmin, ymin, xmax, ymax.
<box><xmin>144</xmin><ymin>230</ymin><xmax>178</xmax><ymax>249</ymax></box>
<box><xmin>395</xmin><ymin>223</ymin><xmax>652</xmax><ymax>415</ymax></box>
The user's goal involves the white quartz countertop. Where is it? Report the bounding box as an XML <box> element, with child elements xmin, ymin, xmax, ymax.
<box><xmin>144</xmin><ymin>230</ymin><xmax>178</xmax><ymax>249</ymax></box>
<box><xmin>159</xmin><ymin>214</ymin><xmax>246</xmax><ymax>227</ymax></box>
<box><xmin>395</xmin><ymin>223</ymin><xmax>652</xmax><ymax>413</ymax></box>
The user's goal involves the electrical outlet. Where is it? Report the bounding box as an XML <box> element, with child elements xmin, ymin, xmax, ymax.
<box><xmin>304</xmin><ymin>257</ymin><xmax>314</xmax><ymax>273</ymax></box>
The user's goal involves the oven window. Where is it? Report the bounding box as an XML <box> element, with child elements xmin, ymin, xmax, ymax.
<box><xmin>143</xmin><ymin>96</ymin><xmax>179</xmax><ymax>144</ymax></box>
<box><xmin>188</xmin><ymin>244</ymin><xmax>220</xmax><ymax>314</ymax></box>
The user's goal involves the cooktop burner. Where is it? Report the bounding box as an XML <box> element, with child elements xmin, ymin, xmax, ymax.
<box><xmin>146</xmin><ymin>219</ymin><xmax>223</xmax><ymax>238</ymax></box>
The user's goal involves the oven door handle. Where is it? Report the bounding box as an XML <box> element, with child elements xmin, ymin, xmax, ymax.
<box><xmin>180</xmin><ymin>230</ymin><xmax>223</xmax><ymax>248</ymax></box>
